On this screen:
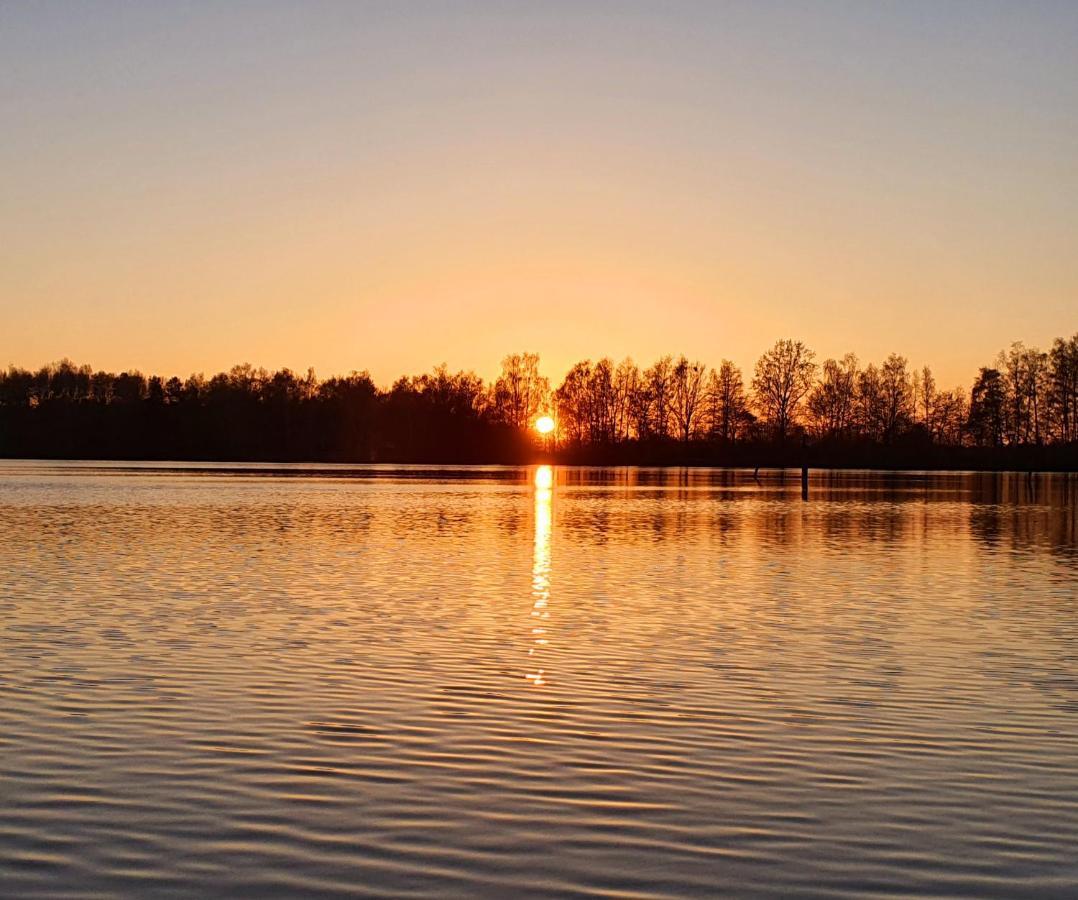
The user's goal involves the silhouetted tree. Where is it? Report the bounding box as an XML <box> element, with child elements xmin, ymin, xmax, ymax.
<box><xmin>967</xmin><ymin>368</ymin><xmax>1006</xmax><ymax>447</ymax></box>
<box><xmin>612</xmin><ymin>358</ymin><xmax>641</xmax><ymax>443</ymax></box>
<box><xmin>936</xmin><ymin>389</ymin><xmax>969</xmax><ymax>447</ymax></box>
<box><xmin>644</xmin><ymin>355</ymin><xmax>674</xmax><ymax>441</ymax></box>
<box><xmin>2</xmin><ymin>334</ymin><xmax>1075</xmax><ymax>468</ymax></box>
<box><xmin>752</xmin><ymin>339</ymin><xmax>816</xmax><ymax>442</ymax></box>
<box><xmin>1049</xmin><ymin>334</ymin><xmax>1078</xmax><ymax>442</ymax></box>
<box><xmin>856</xmin><ymin>363</ymin><xmax>885</xmax><ymax>441</ymax></box>
<box><xmin>586</xmin><ymin>358</ymin><xmax>617</xmax><ymax>444</ymax></box>
<box><xmin>707</xmin><ymin>360</ymin><xmax>749</xmax><ymax>443</ymax></box>
<box><xmin>627</xmin><ymin>369</ymin><xmax>654</xmax><ymax>442</ymax></box>
<box><xmin>809</xmin><ymin>354</ymin><xmax>859</xmax><ymax>439</ymax></box>
<box><xmin>671</xmin><ymin>356</ymin><xmax>707</xmax><ymax>444</ymax></box>
<box><xmin>491</xmin><ymin>352</ymin><xmax>549</xmax><ymax>430</ymax></box>
<box><xmin>913</xmin><ymin>365</ymin><xmax>936</xmax><ymax>436</ymax></box>
<box><xmin>878</xmin><ymin>354</ymin><xmax>913</xmax><ymax>444</ymax></box>
<box><xmin>554</xmin><ymin>361</ymin><xmax>592</xmax><ymax>446</ymax></box>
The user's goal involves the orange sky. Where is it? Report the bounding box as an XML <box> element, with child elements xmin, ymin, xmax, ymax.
<box><xmin>2</xmin><ymin>2</ymin><xmax>1076</xmax><ymax>389</ymax></box>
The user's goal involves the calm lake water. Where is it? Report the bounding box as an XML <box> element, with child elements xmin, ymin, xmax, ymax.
<box><xmin>2</xmin><ymin>462</ymin><xmax>1076</xmax><ymax>898</ymax></box>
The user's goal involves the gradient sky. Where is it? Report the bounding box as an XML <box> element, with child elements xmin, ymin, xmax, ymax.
<box><xmin>2</xmin><ymin>1</ymin><xmax>1076</xmax><ymax>388</ymax></box>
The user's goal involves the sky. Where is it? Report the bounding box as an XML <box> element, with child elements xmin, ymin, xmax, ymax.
<box><xmin>2</xmin><ymin>1</ymin><xmax>1076</xmax><ymax>389</ymax></box>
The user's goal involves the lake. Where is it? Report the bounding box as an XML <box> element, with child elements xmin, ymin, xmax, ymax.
<box><xmin>1</xmin><ymin>462</ymin><xmax>1076</xmax><ymax>898</ymax></box>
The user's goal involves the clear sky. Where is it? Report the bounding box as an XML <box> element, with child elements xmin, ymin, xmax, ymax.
<box><xmin>2</xmin><ymin>1</ymin><xmax>1076</xmax><ymax>388</ymax></box>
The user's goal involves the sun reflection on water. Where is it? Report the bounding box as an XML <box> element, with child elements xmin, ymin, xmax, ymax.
<box><xmin>525</xmin><ymin>465</ymin><xmax>553</xmax><ymax>686</ymax></box>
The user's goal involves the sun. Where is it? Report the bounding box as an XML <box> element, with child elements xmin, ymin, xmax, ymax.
<box><xmin>535</xmin><ymin>415</ymin><xmax>555</xmax><ymax>435</ymax></box>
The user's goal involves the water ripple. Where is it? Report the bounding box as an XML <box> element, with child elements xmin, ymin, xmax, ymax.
<box><xmin>0</xmin><ymin>464</ymin><xmax>1076</xmax><ymax>897</ymax></box>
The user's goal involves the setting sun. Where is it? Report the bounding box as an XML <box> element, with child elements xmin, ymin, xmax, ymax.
<box><xmin>535</xmin><ymin>416</ymin><xmax>555</xmax><ymax>435</ymax></box>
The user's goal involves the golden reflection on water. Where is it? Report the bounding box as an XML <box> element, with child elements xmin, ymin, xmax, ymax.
<box><xmin>1</xmin><ymin>464</ymin><xmax>1077</xmax><ymax>898</ymax></box>
<box><xmin>526</xmin><ymin>465</ymin><xmax>553</xmax><ymax>686</ymax></box>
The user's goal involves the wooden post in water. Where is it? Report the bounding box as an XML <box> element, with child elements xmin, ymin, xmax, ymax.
<box><xmin>800</xmin><ymin>434</ymin><xmax>809</xmax><ymax>501</ymax></box>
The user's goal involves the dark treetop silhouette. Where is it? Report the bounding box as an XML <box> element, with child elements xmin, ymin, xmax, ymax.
<box><xmin>2</xmin><ymin>337</ymin><xmax>1076</xmax><ymax>470</ymax></box>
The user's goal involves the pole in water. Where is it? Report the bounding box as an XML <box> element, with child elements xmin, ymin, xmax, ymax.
<box><xmin>801</xmin><ymin>464</ymin><xmax>808</xmax><ymax>501</ymax></box>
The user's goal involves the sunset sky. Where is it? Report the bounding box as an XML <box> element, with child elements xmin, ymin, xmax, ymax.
<box><xmin>2</xmin><ymin>1</ymin><xmax>1076</xmax><ymax>388</ymax></box>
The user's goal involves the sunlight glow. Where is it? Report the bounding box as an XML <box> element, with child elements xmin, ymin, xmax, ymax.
<box><xmin>535</xmin><ymin>416</ymin><xmax>555</xmax><ymax>435</ymax></box>
<box><xmin>526</xmin><ymin>464</ymin><xmax>553</xmax><ymax>686</ymax></box>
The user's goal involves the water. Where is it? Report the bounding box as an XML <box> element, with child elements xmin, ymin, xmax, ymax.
<box><xmin>1</xmin><ymin>462</ymin><xmax>1076</xmax><ymax>898</ymax></box>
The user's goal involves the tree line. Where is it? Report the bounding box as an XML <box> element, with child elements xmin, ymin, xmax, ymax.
<box><xmin>1</xmin><ymin>336</ymin><xmax>1075</xmax><ymax>468</ymax></box>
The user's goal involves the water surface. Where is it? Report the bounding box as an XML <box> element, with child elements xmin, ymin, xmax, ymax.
<box><xmin>2</xmin><ymin>462</ymin><xmax>1076</xmax><ymax>897</ymax></box>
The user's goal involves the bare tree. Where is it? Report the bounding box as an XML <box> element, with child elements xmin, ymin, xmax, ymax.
<box><xmin>644</xmin><ymin>356</ymin><xmax>674</xmax><ymax>440</ymax></box>
<box><xmin>1048</xmin><ymin>334</ymin><xmax>1078</xmax><ymax>442</ymax></box>
<box><xmin>707</xmin><ymin>360</ymin><xmax>748</xmax><ymax>443</ymax></box>
<box><xmin>915</xmin><ymin>365</ymin><xmax>937</xmax><ymax>437</ymax></box>
<box><xmin>553</xmin><ymin>361</ymin><xmax>591</xmax><ymax>446</ymax></box>
<box><xmin>934</xmin><ymin>388</ymin><xmax>968</xmax><ymax>447</ymax></box>
<box><xmin>856</xmin><ymin>363</ymin><xmax>885</xmax><ymax>441</ymax></box>
<box><xmin>751</xmin><ymin>339</ymin><xmax>817</xmax><ymax>442</ymax></box>
<box><xmin>1001</xmin><ymin>343</ymin><xmax>1030</xmax><ymax>445</ymax></box>
<box><xmin>879</xmin><ymin>353</ymin><xmax>913</xmax><ymax>443</ymax></box>
<box><xmin>491</xmin><ymin>352</ymin><xmax>549</xmax><ymax>430</ymax></box>
<box><xmin>997</xmin><ymin>342</ymin><xmax>1053</xmax><ymax>445</ymax></box>
<box><xmin>628</xmin><ymin>378</ymin><xmax>654</xmax><ymax>441</ymax></box>
<box><xmin>587</xmin><ymin>358</ymin><xmax>617</xmax><ymax>444</ymax></box>
<box><xmin>1024</xmin><ymin>347</ymin><xmax>1050</xmax><ymax>445</ymax></box>
<box><xmin>612</xmin><ymin>358</ymin><xmax>642</xmax><ymax>442</ymax></box>
<box><xmin>808</xmin><ymin>353</ymin><xmax>859</xmax><ymax>438</ymax></box>
<box><xmin>671</xmin><ymin>356</ymin><xmax>707</xmax><ymax>443</ymax></box>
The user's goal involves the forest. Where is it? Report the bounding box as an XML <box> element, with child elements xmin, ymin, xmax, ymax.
<box><xmin>1</xmin><ymin>335</ymin><xmax>1076</xmax><ymax>470</ymax></box>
